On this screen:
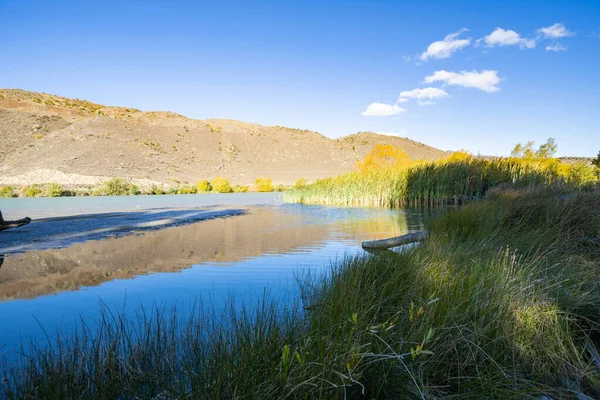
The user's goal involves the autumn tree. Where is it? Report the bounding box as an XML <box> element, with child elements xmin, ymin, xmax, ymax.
<box><xmin>511</xmin><ymin>138</ymin><xmax>557</xmax><ymax>159</ymax></box>
<box><xmin>357</xmin><ymin>144</ymin><xmax>411</xmax><ymax>171</ymax></box>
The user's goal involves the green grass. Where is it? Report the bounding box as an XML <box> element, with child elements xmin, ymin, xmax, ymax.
<box><xmin>3</xmin><ymin>187</ymin><xmax>600</xmax><ymax>398</ymax></box>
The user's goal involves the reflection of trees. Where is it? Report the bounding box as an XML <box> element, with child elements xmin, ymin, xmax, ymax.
<box><xmin>0</xmin><ymin>207</ymin><xmax>425</xmax><ymax>301</ymax></box>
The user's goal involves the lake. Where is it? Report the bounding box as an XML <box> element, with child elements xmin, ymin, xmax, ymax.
<box><xmin>0</xmin><ymin>193</ymin><xmax>431</xmax><ymax>363</ymax></box>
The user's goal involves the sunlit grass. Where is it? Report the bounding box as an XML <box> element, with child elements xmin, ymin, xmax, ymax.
<box><xmin>285</xmin><ymin>153</ymin><xmax>599</xmax><ymax>208</ymax></box>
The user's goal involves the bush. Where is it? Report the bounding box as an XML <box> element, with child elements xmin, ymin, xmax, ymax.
<box><xmin>211</xmin><ymin>177</ymin><xmax>232</xmax><ymax>193</ymax></box>
<box><xmin>0</xmin><ymin>186</ymin><xmax>16</xmax><ymax>198</ymax></box>
<box><xmin>150</xmin><ymin>185</ymin><xmax>165</xmax><ymax>195</ymax></box>
<box><xmin>168</xmin><ymin>187</ymin><xmax>179</xmax><ymax>195</ymax></box>
<box><xmin>101</xmin><ymin>178</ymin><xmax>132</xmax><ymax>196</ymax></box>
<box><xmin>178</xmin><ymin>185</ymin><xmax>198</xmax><ymax>195</ymax></box>
<box><xmin>196</xmin><ymin>180</ymin><xmax>212</xmax><ymax>192</ymax></box>
<box><xmin>275</xmin><ymin>185</ymin><xmax>286</xmax><ymax>192</ymax></box>
<box><xmin>566</xmin><ymin>162</ymin><xmax>598</xmax><ymax>185</ymax></box>
<box><xmin>232</xmin><ymin>185</ymin><xmax>249</xmax><ymax>193</ymax></box>
<box><xmin>294</xmin><ymin>178</ymin><xmax>308</xmax><ymax>189</ymax></box>
<box><xmin>22</xmin><ymin>185</ymin><xmax>42</xmax><ymax>197</ymax></box>
<box><xmin>254</xmin><ymin>178</ymin><xmax>274</xmax><ymax>192</ymax></box>
<box><xmin>129</xmin><ymin>184</ymin><xmax>141</xmax><ymax>196</ymax></box>
<box><xmin>46</xmin><ymin>183</ymin><xmax>63</xmax><ymax>197</ymax></box>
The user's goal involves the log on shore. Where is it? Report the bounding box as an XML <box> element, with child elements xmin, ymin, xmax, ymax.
<box><xmin>0</xmin><ymin>210</ymin><xmax>31</xmax><ymax>232</ymax></box>
<box><xmin>362</xmin><ymin>230</ymin><xmax>428</xmax><ymax>250</ymax></box>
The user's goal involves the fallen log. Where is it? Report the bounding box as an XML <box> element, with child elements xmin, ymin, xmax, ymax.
<box><xmin>362</xmin><ymin>230</ymin><xmax>428</xmax><ymax>250</ymax></box>
<box><xmin>0</xmin><ymin>210</ymin><xmax>31</xmax><ymax>232</ymax></box>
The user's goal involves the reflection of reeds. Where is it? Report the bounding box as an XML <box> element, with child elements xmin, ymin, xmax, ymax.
<box><xmin>4</xmin><ymin>188</ymin><xmax>600</xmax><ymax>398</ymax></box>
<box><xmin>285</xmin><ymin>156</ymin><xmax>598</xmax><ymax>207</ymax></box>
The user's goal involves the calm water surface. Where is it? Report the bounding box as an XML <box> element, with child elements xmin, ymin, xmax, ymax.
<box><xmin>0</xmin><ymin>193</ymin><xmax>431</xmax><ymax>362</ymax></box>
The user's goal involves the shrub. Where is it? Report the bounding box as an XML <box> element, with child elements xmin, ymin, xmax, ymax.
<box><xmin>22</xmin><ymin>185</ymin><xmax>42</xmax><ymax>197</ymax></box>
<box><xmin>565</xmin><ymin>162</ymin><xmax>598</xmax><ymax>186</ymax></box>
<box><xmin>45</xmin><ymin>183</ymin><xmax>63</xmax><ymax>197</ymax></box>
<box><xmin>232</xmin><ymin>185</ymin><xmax>249</xmax><ymax>193</ymax></box>
<box><xmin>254</xmin><ymin>178</ymin><xmax>274</xmax><ymax>192</ymax></box>
<box><xmin>150</xmin><ymin>185</ymin><xmax>165</xmax><ymax>195</ymax></box>
<box><xmin>294</xmin><ymin>178</ymin><xmax>308</xmax><ymax>189</ymax></box>
<box><xmin>129</xmin><ymin>184</ymin><xmax>141</xmax><ymax>196</ymax></box>
<box><xmin>178</xmin><ymin>185</ymin><xmax>198</xmax><ymax>195</ymax></box>
<box><xmin>196</xmin><ymin>180</ymin><xmax>212</xmax><ymax>192</ymax></box>
<box><xmin>168</xmin><ymin>187</ymin><xmax>179</xmax><ymax>195</ymax></box>
<box><xmin>101</xmin><ymin>178</ymin><xmax>132</xmax><ymax>196</ymax></box>
<box><xmin>0</xmin><ymin>186</ymin><xmax>16</xmax><ymax>198</ymax></box>
<box><xmin>275</xmin><ymin>185</ymin><xmax>286</xmax><ymax>192</ymax></box>
<box><xmin>211</xmin><ymin>177</ymin><xmax>232</xmax><ymax>193</ymax></box>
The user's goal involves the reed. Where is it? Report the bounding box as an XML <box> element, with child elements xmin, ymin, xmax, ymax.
<box><xmin>285</xmin><ymin>153</ymin><xmax>597</xmax><ymax>208</ymax></box>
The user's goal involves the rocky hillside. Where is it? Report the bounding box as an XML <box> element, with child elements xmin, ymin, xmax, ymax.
<box><xmin>0</xmin><ymin>89</ymin><xmax>448</xmax><ymax>187</ymax></box>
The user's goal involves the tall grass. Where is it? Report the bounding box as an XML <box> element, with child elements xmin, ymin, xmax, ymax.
<box><xmin>3</xmin><ymin>188</ymin><xmax>600</xmax><ymax>398</ymax></box>
<box><xmin>285</xmin><ymin>155</ymin><xmax>599</xmax><ymax>208</ymax></box>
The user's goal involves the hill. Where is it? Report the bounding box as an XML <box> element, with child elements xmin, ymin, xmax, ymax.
<box><xmin>0</xmin><ymin>89</ymin><xmax>448</xmax><ymax>187</ymax></box>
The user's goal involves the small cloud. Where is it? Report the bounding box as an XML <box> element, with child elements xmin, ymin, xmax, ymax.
<box><xmin>376</xmin><ymin>129</ymin><xmax>409</xmax><ymax>137</ymax></box>
<box><xmin>362</xmin><ymin>103</ymin><xmax>407</xmax><ymax>117</ymax></box>
<box><xmin>420</xmin><ymin>28</ymin><xmax>471</xmax><ymax>61</ymax></box>
<box><xmin>424</xmin><ymin>70</ymin><xmax>502</xmax><ymax>93</ymax></box>
<box><xmin>546</xmin><ymin>43</ymin><xmax>567</xmax><ymax>52</ymax></box>
<box><xmin>537</xmin><ymin>23</ymin><xmax>575</xmax><ymax>38</ymax></box>
<box><xmin>402</xmin><ymin>55</ymin><xmax>413</xmax><ymax>63</ymax></box>
<box><xmin>398</xmin><ymin>87</ymin><xmax>449</xmax><ymax>105</ymax></box>
<box><xmin>479</xmin><ymin>27</ymin><xmax>537</xmax><ymax>49</ymax></box>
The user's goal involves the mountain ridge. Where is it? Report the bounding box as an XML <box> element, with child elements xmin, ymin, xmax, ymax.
<box><xmin>0</xmin><ymin>89</ymin><xmax>448</xmax><ymax>187</ymax></box>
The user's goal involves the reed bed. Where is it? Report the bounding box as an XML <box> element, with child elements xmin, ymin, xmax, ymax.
<box><xmin>3</xmin><ymin>187</ymin><xmax>600</xmax><ymax>398</ymax></box>
<box><xmin>285</xmin><ymin>156</ymin><xmax>597</xmax><ymax>208</ymax></box>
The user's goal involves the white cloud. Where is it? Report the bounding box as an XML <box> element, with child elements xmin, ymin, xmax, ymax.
<box><xmin>398</xmin><ymin>87</ymin><xmax>449</xmax><ymax>105</ymax></box>
<box><xmin>480</xmin><ymin>28</ymin><xmax>537</xmax><ymax>49</ymax></box>
<box><xmin>424</xmin><ymin>70</ymin><xmax>502</xmax><ymax>93</ymax></box>
<box><xmin>420</xmin><ymin>28</ymin><xmax>471</xmax><ymax>61</ymax></box>
<box><xmin>537</xmin><ymin>23</ymin><xmax>574</xmax><ymax>38</ymax></box>
<box><xmin>362</xmin><ymin>103</ymin><xmax>407</xmax><ymax>117</ymax></box>
<box><xmin>376</xmin><ymin>129</ymin><xmax>409</xmax><ymax>137</ymax></box>
<box><xmin>546</xmin><ymin>43</ymin><xmax>567</xmax><ymax>52</ymax></box>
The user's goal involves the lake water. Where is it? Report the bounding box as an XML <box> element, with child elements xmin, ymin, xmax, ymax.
<box><xmin>0</xmin><ymin>193</ymin><xmax>431</xmax><ymax>363</ymax></box>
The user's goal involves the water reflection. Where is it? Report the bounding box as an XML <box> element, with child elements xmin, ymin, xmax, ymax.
<box><xmin>0</xmin><ymin>205</ymin><xmax>429</xmax><ymax>301</ymax></box>
<box><xmin>0</xmin><ymin>204</ymin><xmax>433</xmax><ymax>361</ymax></box>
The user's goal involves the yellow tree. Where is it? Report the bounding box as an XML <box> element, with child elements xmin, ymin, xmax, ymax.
<box><xmin>357</xmin><ymin>144</ymin><xmax>411</xmax><ymax>171</ymax></box>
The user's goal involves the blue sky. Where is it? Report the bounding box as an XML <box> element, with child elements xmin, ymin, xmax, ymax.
<box><xmin>1</xmin><ymin>0</ymin><xmax>598</xmax><ymax>156</ymax></box>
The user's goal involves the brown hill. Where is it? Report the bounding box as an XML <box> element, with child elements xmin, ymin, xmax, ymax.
<box><xmin>0</xmin><ymin>89</ymin><xmax>448</xmax><ymax>187</ymax></box>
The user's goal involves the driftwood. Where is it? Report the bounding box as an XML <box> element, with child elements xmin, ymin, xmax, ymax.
<box><xmin>0</xmin><ymin>210</ymin><xmax>31</xmax><ymax>232</ymax></box>
<box><xmin>362</xmin><ymin>230</ymin><xmax>428</xmax><ymax>250</ymax></box>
